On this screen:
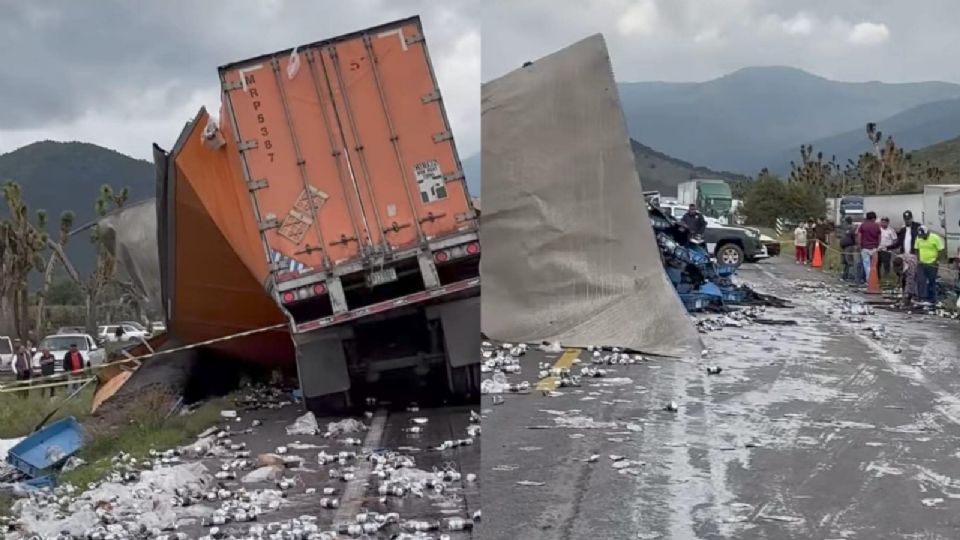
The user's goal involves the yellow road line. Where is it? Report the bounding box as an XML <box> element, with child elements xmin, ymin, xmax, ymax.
<box><xmin>536</xmin><ymin>348</ymin><xmax>582</xmax><ymax>392</ymax></box>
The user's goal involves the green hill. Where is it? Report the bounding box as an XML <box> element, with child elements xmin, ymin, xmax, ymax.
<box><xmin>630</xmin><ymin>139</ymin><xmax>748</xmax><ymax>196</ymax></box>
<box><xmin>913</xmin><ymin>135</ymin><xmax>960</xmax><ymax>183</ymax></box>
<box><xmin>0</xmin><ymin>141</ymin><xmax>155</xmax><ymax>275</ymax></box>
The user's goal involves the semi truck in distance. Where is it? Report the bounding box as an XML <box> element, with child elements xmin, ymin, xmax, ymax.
<box><xmin>677</xmin><ymin>179</ymin><xmax>734</xmax><ymax>223</ymax></box>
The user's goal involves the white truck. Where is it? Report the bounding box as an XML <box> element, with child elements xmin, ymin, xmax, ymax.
<box><xmin>922</xmin><ymin>185</ymin><xmax>960</xmax><ymax>236</ymax></box>
<box><xmin>943</xmin><ymin>190</ymin><xmax>960</xmax><ymax>259</ymax></box>
<box><xmin>32</xmin><ymin>333</ymin><xmax>106</xmax><ymax>371</ymax></box>
<box><xmin>826</xmin><ymin>193</ymin><xmax>924</xmax><ymax>228</ymax></box>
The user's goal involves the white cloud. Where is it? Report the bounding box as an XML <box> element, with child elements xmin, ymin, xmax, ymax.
<box><xmin>0</xmin><ymin>1</ymin><xmax>480</xmax><ymax>160</ymax></box>
<box><xmin>693</xmin><ymin>27</ymin><xmax>721</xmax><ymax>44</ymax></box>
<box><xmin>617</xmin><ymin>0</ymin><xmax>660</xmax><ymax>37</ymax></box>
<box><xmin>781</xmin><ymin>13</ymin><xmax>814</xmax><ymax>36</ymax></box>
<box><xmin>848</xmin><ymin>22</ymin><xmax>891</xmax><ymax>46</ymax></box>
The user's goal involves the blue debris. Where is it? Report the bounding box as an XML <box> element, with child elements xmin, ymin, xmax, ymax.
<box><xmin>649</xmin><ymin>203</ymin><xmax>787</xmax><ymax>312</ymax></box>
<box><xmin>5</xmin><ymin>417</ymin><xmax>83</xmax><ymax>479</ymax></box>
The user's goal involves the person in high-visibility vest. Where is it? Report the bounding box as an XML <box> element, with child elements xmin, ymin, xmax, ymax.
<box><xmin>914</xmin><ymin>226</ymin><xmax>945</xmax><ymax>304</ymax></box>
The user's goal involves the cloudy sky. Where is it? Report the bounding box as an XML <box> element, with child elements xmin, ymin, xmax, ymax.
<box><xmin>0</xmin><ymin>0</ymin><xmax>480</xmax><ymax>161</ymax></box>
<box><xmin>483</xmin><ymin>0</ymin><xmax>960</xmax><ymax>84</ymax></box>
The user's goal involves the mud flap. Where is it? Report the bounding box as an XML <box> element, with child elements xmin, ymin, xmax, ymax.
<box><xmin>425</xmin><ymin>296</ymin><xmax>479</xmax><ymax>367</ymax></box>
<box><xmin>293</xmin><ymin>329</ymin><xmax>350</xmax><ymax>398</ymax></box>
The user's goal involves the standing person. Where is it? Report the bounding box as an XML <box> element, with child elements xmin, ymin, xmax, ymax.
<box><xmin>893</xmin><ymin>253</ymin><xmax>919</xmax><ymax>306</ymax></box>
<box><xmin>896</xmin><ymin>209</ymin><xmax>923</xmax><ymax>295</ymax></box>
<box><xmin>12</xmin><ymin>341</ymin><xmax>31</xmax><ymax>400</ymax></box>
<box><xmin>914</xmin><ymin>225</ymin><xmax>945</xmax><ymax>304</ymax></box>
<box><xmin>38</xmin><ymin>347</ymin><xmax>56</xmax><ymax>398</ymax></box>
<box><xmin>805</xmin><ymin>218</ymin><xmax>817</xmax><ymax>263</ymax></box>
<box><xmin>814</xmin><ymin>217</ymin><xmax>830</xmax><ymax>263</ymax></box>
<box><xmin>878</xmin><ymin>216</ymin><xmax>898</xmax><ymax>281</ymax></box>
<box><xmin>857</xmin><ymin>211</ymin><xmax>881</xmax><ymax>284</ymax></box>
<box><xmin>840</xmin><ymin>217</ymin><xmax>860</xmax><ymax>282</ymax></box>
<box><xmin>896</xmin><ymin>210</ymin><xmax>922</xmax><ymax>255</ymax></box>
<box><xmin>62</xmin><ymin>343</ymin><xmax>85</xmax><ymax>393</ymax></box>
<box><xmin>681</xmin><ymin>203</ymin><xmax>707</xmax><ymax>237</ymax></box>
<box><xmin>793</xmin><ymin>222</ymin><xmax>808</xmax><ymax>264</ymax></box>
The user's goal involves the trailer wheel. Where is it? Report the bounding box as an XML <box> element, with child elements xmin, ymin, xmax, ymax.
<box><xmin>306</xmin><ymin>391</ymin><xmax>352</xmax><ymax>414</ymax></box>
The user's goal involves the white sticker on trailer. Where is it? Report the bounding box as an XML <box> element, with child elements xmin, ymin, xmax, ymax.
<box><xmin>414</xmin><ymin>160</ymin><xmax>448</xmax><ymax>204</ymax></box>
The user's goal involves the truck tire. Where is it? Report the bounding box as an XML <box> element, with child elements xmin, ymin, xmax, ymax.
<box><xmin>306</xmin><ymin>391</ymin><xmax>351</xmax><ymax>414</ymax></box>
<box><xmin>716</xmin><ymin>243</ymin><xmax>744</xmax><ymax>266</ymax></box>
<box><xmin>446</xmin><ymin>362</ymin><xmax>480</xmax><ymax>403</ymax></box>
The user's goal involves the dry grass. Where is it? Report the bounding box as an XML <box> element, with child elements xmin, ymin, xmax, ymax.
<box><xmin>58</xmin><ymin>388</ymin><xmax>232</xmax><ymax>488</ymax></box>
<box><xmin>0</xmin><ymin>381</ymin><xmax>232</xmax><ymax>493</ymax></box>
<box><xmin>0</xmin><ymin>383</ymin><xmax>94</xmax><ymax>439</ymax></box>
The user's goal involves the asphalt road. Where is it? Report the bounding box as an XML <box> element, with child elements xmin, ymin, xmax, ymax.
<box><xmin>481</xmin><ymin>256</ymin><xmax>960</xmax><ymax>540</ymax></box>
<box><xmin>177</xmin><ymin>400</ymin><xmax>480</xmax><ymax>538</ymax></box>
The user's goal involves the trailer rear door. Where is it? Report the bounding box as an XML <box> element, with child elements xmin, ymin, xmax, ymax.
<box><xmin>218</xmin><ymin>17</ymin><xmax>473</xmax><ymax>277</ymax></box>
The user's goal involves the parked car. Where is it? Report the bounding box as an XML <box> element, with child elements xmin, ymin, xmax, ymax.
<box><xmin>149</xmin><ymin>321</ymin><xmax>166</xmax><ymax>334</ymax></box>
<box><xmin>56</xmin><ymin>326</ymin><xmax>86</xmax><ymax>335</ymax></box>
<box><xmin>32</xmin><ymin>334</ymin><xmax>105</xmax><ymax>371</ymax></box>
<box><xmin>118</xmin><ymin>321</ymin><xmax>148</xmax><ymax>333</ymax></box>
<box><xmin>97</xmin><ymin>324</ymin><xmax>149</xmax><ymax>343</ymax></box>
<box><xmin>759</xmin><ymin>233</ymin><xmax>781</xmax><ymax>257</ymax></box>
<box><xmin>660</xmin><ymin>203</ymin><xmax>766</xmax><ymax>266</ymax></box>
<box><xmin>0</xmin><ymin>336</ymin><xmax>13</xmax><ymax>372</ymax></box>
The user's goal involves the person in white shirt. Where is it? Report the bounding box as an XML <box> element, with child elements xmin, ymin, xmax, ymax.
<box><xmin>877</xmin><ymin>216</ymin><xmax>898</xmax><ymax>280</ymax></box>
<box><xmin>793</xmin><ymin>224</ymin><xmax>808</xmax><ymax>264</ymax></box>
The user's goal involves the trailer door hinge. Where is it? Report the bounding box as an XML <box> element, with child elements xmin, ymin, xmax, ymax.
<box><xmin>221</xmin><ymin>80</ymin><xmax>243</xmax><ymax>91</ymax></box>
<box><xmin>443</xmin><ymin>170</ymin><xmax>465</xmax><ymax>183</ymax></box>
<box><xmin>238</xmin><ymin>140</ymin><xmax>259</xmax><ymax>151</ymax></box>
<box><xmin>421</xmin><ymin>90</ymin><xmax>441</xmax><ymax>104</ymax></box>
<box><xmin>247</xmin><ymin>178</ymin><xmax>269</xmax><ymax>191</ymax></box>
<box><xmin>259</xmin><ymin>215</ymin><xmax>279</xmax><ymax>231</ymax></box>
<box><xmin>405</xmin><ymin>33</ymin><xmax>425</xmax><ymax>46</ymax></box>
<box><xmin>432</xmin><ymin>131</ymin><xmax>453</xmax><ymax>143</ymax></box>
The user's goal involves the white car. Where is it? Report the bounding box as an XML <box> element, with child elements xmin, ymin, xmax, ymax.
<box><xmin>98</xmin><ymin>324</ymin><xmax>149</xmax><ymax>343</ymax></box>
<box><xmin>118</xmin><ymin>321</ymin><xmax>148</xmax><ymax>333</ymax></box>
<box><xmin>32</xmin><ymin>333</ymin><xmax>105</xmax><ymax>371</ymax></box>
<box><xmin>0</xmin><ymin>336</ymin><xmax>13</xmax><ymax>372</ymax></box>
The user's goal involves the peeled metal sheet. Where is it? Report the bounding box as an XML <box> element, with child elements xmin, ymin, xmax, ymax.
<box><xmin>480</xmin><ymin>34</ymin><xmax>701</xmax><ymax>357</ymax></box>
<box><xmin>96</xmin><ymin>200</ymin><xmax>162</xmax><ymax>315</ymax></box>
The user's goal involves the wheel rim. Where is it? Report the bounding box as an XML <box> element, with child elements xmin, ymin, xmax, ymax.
<box><xmin>721</xmin><ymin>249</ymin><xmax>739</xmax><ymax>264</ymax></box>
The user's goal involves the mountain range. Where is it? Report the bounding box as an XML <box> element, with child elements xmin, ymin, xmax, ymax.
<box><xmin>0</xmin><ymin>141</ymin><xmax>155</xmax><ymax>276</ymax></box>
<box><xmin>617</xmin><ymin>66</ymin><xmax>960</xmax><ymax>174</ymax></box>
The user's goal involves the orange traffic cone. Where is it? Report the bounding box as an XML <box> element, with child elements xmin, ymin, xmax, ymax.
<box><xmin>866</xmin><ymin>252</ymin><xmax>881</xmax><ymax>294</ymax></box>
<box><xmin>811</xmin><ymin>240</ymin><xmax>822</xmax><ymax>268</ymax></box>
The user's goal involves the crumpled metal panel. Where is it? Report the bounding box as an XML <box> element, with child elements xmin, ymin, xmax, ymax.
<box><xmin>96</xmin><ymin>200</ymin><xmax>162</xmax><ymax>315</ymax></box>
<box><xmin>479</xmin><ymin>34</ymin><xmax>701</xmax><ymax>357</ymax></box>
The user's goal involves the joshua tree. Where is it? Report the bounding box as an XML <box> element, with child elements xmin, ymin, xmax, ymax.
<box><xmin>82</xmin><ymin>185</ymin><xmax>128</xmax><ymax>333</ymax></box>
<box><xmin>35</xmin><ymin>210</ymin><xmax>76</xmax><ymax>338</ymax></box>
<box><xmin>0</xmin><ymin>181</ymin><xmax>49</xmax><ymax>340</ymax></box>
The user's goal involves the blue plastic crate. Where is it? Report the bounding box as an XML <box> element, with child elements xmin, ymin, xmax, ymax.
<box><xmin>6</xmin><ymin>417</ymin><xmax>83</xmax><ymax>478</ymax></box>
<box><xmin>722</xmin><ymin>288</ymin><xmax>748</xmax><ymax>303</ymax></box>
<box><xmin>678</xmin><ymin>293</ymin><xmax>708</xmax><ymax>312</ymax></box>
<box><xmin>715</xmin><ymin>264</ymin><xmax>738</xmax><ymax>277</ymax></box>
<box><xmin>24</xmin><ymin>474</ymin><xmax>56</xmax><ymax>489</ymax></box>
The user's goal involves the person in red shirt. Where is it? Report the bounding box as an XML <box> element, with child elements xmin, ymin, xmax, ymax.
<box><xmin>62</xmin><ymin>343</ymin><xmax>86</xmax><ymax>392</ymax></box>
<box><xmin>857</xmin><ymin>211</ymin><xmax>882</xmax><ymax>285</ymax></box>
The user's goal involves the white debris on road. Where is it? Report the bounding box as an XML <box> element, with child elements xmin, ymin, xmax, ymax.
<box><xmin>285</xmin><ymin>411</ymin><xmax>320</xmax><ymax>436</ymax></box>
<box><xmin>323</xmin><ymin>418</ymin><xmax>367</xmax><ymax>437</ymax></box>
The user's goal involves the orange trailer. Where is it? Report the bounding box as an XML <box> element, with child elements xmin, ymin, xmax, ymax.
<box><xmin>155</xmin><ymin>16</ymin><xmax>479</xmax><ymax>406</ymax></box>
